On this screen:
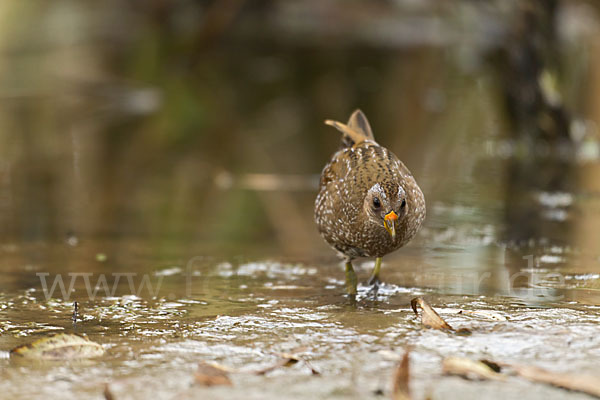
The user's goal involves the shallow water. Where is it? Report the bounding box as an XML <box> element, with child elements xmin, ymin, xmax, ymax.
<box><xmin>2</xmin><ymin>1</ymin><xmax>600</xmax><ymax>399</ymax></box>
<box><xmin>2</xmin><ymin>180</ymin><xmax>600</xmax><ymax>400</ymax></box>
<box><xmin>3</xmin><ymin>136</ymin><xmax>600</xmax><ymax>399</ymax></box>
<box><xmin>3</xmin><ymin>141</ymin><xmax>600</xmax><ymax>399</ymax></box>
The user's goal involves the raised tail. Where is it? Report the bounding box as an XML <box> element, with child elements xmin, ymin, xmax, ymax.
<box><xmin>324</xmin><ymin>109</ymin><xmax>376</xmax><ymax>147</ymax></box>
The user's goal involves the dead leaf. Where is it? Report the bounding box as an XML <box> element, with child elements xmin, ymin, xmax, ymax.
<box><xmin>255</xmin><ymin>355</ymin><xmax>298</xmax><ymax>375</ymax></box>
<box><xmin>10</xmin><ymin>333</ymin><xmax>104</xmax><ymax>360</ymax></box>
<box><xmin>479</xmin><ymin>359</ymin><xmax>502</xmax><ymax>373</ymax></box>
<box><xmin>442</xmin><ymin>357</ymin><xmax>505</xmax><ymax>381</ymax></box>
<box><xmin>442</xmin><ymin>357</ymin><xmax>600</xmax><ymax>397</ymax></box>
<box><xmin>509</xmin><ymin>364</ymin><xmax>600</xmax><ymax>398</ymax></box>
<box><xmin>392</xmin><ymin>350</ymin><xmax>411</xmax><ymax>400</ymax></box>
<box><xmin>103</xmin><ymin>383</ymin><xmax>115</xmax><ymax>400</ymax></box>
<box><xmin>254</xmin><ymin>352</ymin><xmax>319</xmax><ymax>375</ymax></box>
<box><xmin>194</xmin><ymin>361</ymin><xmax>233</xmax><ymax>387</ymax></box>
<box><xmin>410</xmin><ymin>297</ymin><xmax>453</xmax><ymax>330</ymax></box>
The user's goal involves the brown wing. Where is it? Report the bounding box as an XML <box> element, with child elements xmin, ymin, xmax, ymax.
<box><xmin>318</xmin><ymin>148</ymin><xmax>350</xmax><ymax>187</ymax></box>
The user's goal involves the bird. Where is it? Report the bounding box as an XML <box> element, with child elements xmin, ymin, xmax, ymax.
<box><xmin>314</xmin><ymin>109</ymin><xmax>426</xmax><ymax>295</ymax></box>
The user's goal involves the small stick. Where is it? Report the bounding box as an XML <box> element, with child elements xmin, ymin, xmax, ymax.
<box><xmin>72</xmin><ymin>301</ymin><xmax>79</xmax><ymax>325</ymax></box>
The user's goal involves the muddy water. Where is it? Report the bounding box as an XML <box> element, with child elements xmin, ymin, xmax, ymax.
<box><xmin>1</xmin><ymin>154</ymin><xmax>600</xmax><ymax>400</ymax></box>
<box><xmin>1</xmin><ymin>2</ymin><xmax>600</xmax><ymax>398</ymax></box>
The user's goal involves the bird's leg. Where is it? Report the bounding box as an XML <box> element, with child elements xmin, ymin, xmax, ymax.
<box><xmin>345</xmin><ymin>261</ymin><xmax>358</xmax><ymax>296</ymax></box>
<box><xmin>367</xmin><ymin>257</ymin><xmax>382</xmax><ymax>287</ymax></box>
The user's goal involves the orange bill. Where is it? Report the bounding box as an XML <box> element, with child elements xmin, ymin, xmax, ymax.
<box><xmin>383</xmin><ymin>211</ymin><xmax>398</xmax><ymax>238</ymax></box>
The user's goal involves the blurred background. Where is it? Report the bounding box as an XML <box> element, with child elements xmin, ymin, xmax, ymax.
<box><xmin>0</xmin><ymin>0</ymin><xmax>599</xmax><ymax>283</ymax></box>
<box><xmin>4</xmin><ymin>4</ymin><xmax>600</xmax><ymax>398</ymax></box>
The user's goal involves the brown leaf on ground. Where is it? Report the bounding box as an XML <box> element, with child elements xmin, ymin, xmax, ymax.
<box><xmin>509</xmin><ymin>364</ymin><xmax>600</xmax><ymax>398</ymax></box>
<box><xmin>255</xmin><ymin>354</ymin><xmax>298</xmax><ymax>375</ymax></box>
<box><xmin>410</xmin><ymin>297</ymin><xmax>453</xmax><ymax>331</ymax></box>
<box><xmin>194</xmin><ymin>361</ymin><xmax>233</xmax><ymax>387</ymax></box>
<box><xmin>10</xmin><ymin>333</ymin><xmax>104</xmax><ymax>360</ymax></box>
<box><xmin>442</xmin><ymin>357</ymin><xmax>505</xmax><ymax>381</ymax></box>
<box><xmin>479</xmin><ymin>359</ymin><xmax>502</xmax><ymax>373</ymax></box>
<box><xmin>442</xmin><ymin>357</ymin><xmax>600</xmax><ymax>397</ymax></box>
<box><xmin>254</xmin><ymin>352</ymin><xmax>320</xmax><ymax>376</ymax></box>
<box><xmin>103</xmin><ymin>383</ymin><xmax>115</xmax><ymax>400</ymax></box>
<box><xmin>391</xmin><ymin>349</ymin><xmax>411</xmax><ymax>400</ymax></box>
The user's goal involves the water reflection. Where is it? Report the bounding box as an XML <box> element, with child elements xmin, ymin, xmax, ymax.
<box><xmin>0</xmin><ymin>1</ymin><xmax>597</xmax><ymax>303</ymax></box>
<box><xmin>1</xmin><ymin>1</ymin><xmax>600</xmax><ymax>398</ymax></box>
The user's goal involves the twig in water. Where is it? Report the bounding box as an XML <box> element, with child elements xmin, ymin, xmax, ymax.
<box><xmin>72</xmin><ymin>301</ymin><xmax>79</xmax><ymax>325</ymax></box>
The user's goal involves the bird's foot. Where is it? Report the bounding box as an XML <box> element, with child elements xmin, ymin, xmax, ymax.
<box><xmin>367</xmin><ymin>274</ymin><xmax>381</xmax><ymax>287</ymax></box>
<box><xmin>366</xmin><ymin>275</ymin><xmax>381</xmax><ymax>298</ymax></box>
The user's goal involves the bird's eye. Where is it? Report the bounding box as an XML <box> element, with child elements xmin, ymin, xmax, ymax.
<box><xmin>372</xmin><ymin>197</ymin><xmax>381</xmax><ymax>208</ymax></box>
<box><xmin>401</xmin><ymin>199</ymin><xmax>406</xmax><ymax>209</ymax></box>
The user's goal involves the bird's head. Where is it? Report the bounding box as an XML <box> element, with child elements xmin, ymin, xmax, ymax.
<box><xmin>363</xmin><ymin>183</ymin><xmax>407</xmax><ymax>239</ymax></box>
